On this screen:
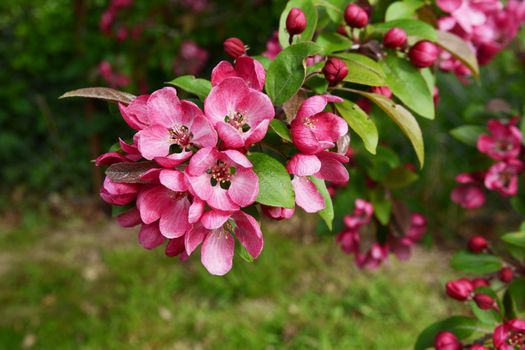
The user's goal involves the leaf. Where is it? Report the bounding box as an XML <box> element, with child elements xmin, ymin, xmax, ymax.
<box><xmin>167</xmin><ymin>75</ymin><xmax>211</xmax><ymax>101</ymax></box>
<box><xmin>450</xmin><ymin>251</ymin><xmax>502</xmax><ymax>274</ymax></box>
<box><xmin>414</xmin><ymin>316</ymin><xmax>478</xmax><ymax>350</ymax></box>
<box><xmin>335</xmin><ymin>53</ymin><xmax>386</xmax><ymax>86</ymax></box>
<box><xmin>436</xmin><ymin>31</ymin><xmax>480</xmax><ymax>79</ymax></box>
<box><xmin>502</xmin><ymin>231</ymin><xmax>525</xmax><ymax>260</ymax></box>
<box><xmin>508</xmin><ymin>278</ymin><xmax>525</xmax><ymax>316</ymax></box>
<box><xmin>266</xmin><ymin>42</ymin><xmax>321</xmax><ymax>106</ymax></box>
<box><xmin>270</xmin><ymin>119</ymin><xmax>292</xmax><ymax>142</ymax></box>
<box><xmin>383</xmin><ymin>167</ymin><xmax>419</xmax><ymax>189</ymax></box>
<box><xmin>347</xmin><ymin>89</ymin><xmax>425</xmax><ymax>168</ymax></box>
<box><xmin>106</xmin><ymin>161</ymin><xmax>158</xmax><ymax>183</ymax></box>
<box><xmin>278</xmin><ymin>0</ymin><xmax>318</xmax><ymax>49</ymax></box>
<box><xmin>335</xmin><ymin>99</ymin><xmax>378</xmax><ymax>154</ymax></box>
<box><xmin>310</xmin><ymin>177</ymin><xmax>334</xmax><ymax>230</ymax></box>
<box><xmin>247</xmin><ymin>152</ymin><xmax>295</xmax><ymax>208</ymax></box>
<box><xmin>371</xmin><ymin>189</ymin><xmax>391</xmax><ymax>225</ymax></box>
<box><xmin>380</xmin><ymin>55</ymin><xmax>435</xmax><ymax>119</ymax></box>
<box><xmin>450</xmin><ymin>125</ymin><xmax>485</xmax><ymax>146</ymax></box>
<box><xmin>59</xmin><ymin>87</ymin><xmax>136</xmax><ymax>104</ymax></box>
<box><xmin>316</xmin><ymin>33</ymin><xmax>354</xmax><ymax>54</ymax></box>
<box><xmin>374</xmin><ymin>19</ymin><xmax>437</xmax><ymax>41</ymax></box>
<box><xmin>238</xmin><ymin>243</ymin><xmax>254</xmax><ymax>263</ymax></box>
<box><xmin>315</xmin><ymin>0</ymin><xmax>344</xmax><ymax>22</ymax></box>
<box><xmin>385</xmin><ymin>0</ymin><xmax>424</xmax><ymax>21</ymax></box>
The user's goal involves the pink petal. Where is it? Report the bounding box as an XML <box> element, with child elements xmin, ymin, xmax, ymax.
<box><xmin>236</xmin><ymin>89</ymin><xmax>275</xmax><ymax>127</ymax></box>
<box><xmin>95</xmin><ymin>152</ymin><xmax>128</xmax><ymax>166</ymax></box>
<box><xmin>185</xmin><ymin>224</ymin><xmax>207</xmax><ymax>255</ymax></box>
<box><xmin>204</xmin><ymin>77</ymin><xmax>250</xmax><ymax>126</ymax></box>
<box><xmin>188</xmin><ymin>198</ymin><xmax>205</xmax><ymax>224</ymax></box>
<box><xmin>201</xmin><ymin>229</ymin><xmax>235</xmax><ymax>275</ymax></box>
<box><xmin>117</xmin><ymin>208</ymin><xmax>142</xmax><ymax>228</ymax></box>
<box><xmin>235</xmin><ymin>56</ymin><xmax>266</xmax><ymax>91</ymax></box>
<box><xmin>119</xmin><ymin>94</ymin><xmax>149</xmax><ymax>130</ymax></box>
<box><xmin>159</xmin><ymin>197</ymin><xmax>191</xmax><ymax>238</ymax></box>
<box><xmin>216</xmin><ymin>122</ymin><xmax>245</xmax><ymax>149</ymax></box>
<box><xmin>100</xmin><ymin>177</ymin><xmax>139</xmax><ymax>205</ymax></box>
<box><xmin>436</xmin><ymin>0</ymin><xmax>462</xmax><ymax>12</ymax></box>
<box><xmin>139</xmin><ymin>168</ymin><xmax>162</xmax><ymax>183</ymax></box>
<box><xmin>154</xmin><ymin>151</ymin><xmax>193</xmax><ymax>168</ymax></box>
<box><xmin>187</xmin><ymin>173</ymin><xmax>214</xmax><ymax>202</ymax></box>
<box><xmin>244</xmin><ymin>119</ymin><xmax>271</xmax><ymax>147</ymax></box>
<box><xmin>201</xmin><ymin>209</ymin><xmax>232</xmax><ymax>230</ymax></box>
<box><xmin>146</xmin><ymin>87</ymin><xmax>184</xmax><ymax>128</ymax></box>
<box><xmin>297</xmin><ymin>95</ymin><xmax>343</xmax><ymax>120</ymax></box>
<box><xmin>311</xmin><ymin>112</ymin><xmax>348</xmax><ymax>144</ymax></box>
<box><xmin>188</xmin><ymin>115</ymin><xmax>218</xmax><ymax>148</ymax></box>
<box><xmin>292</xmin><ymin>176</ymin><xmax>325</xmax><ymax>213</ymax></box>
<box><xmin>208</xmin><ymin>186</ymin><xmax>240</xmax><ymax>211</ymax></box>
<box><xmin>228</xmin><ymin>168</ymin><xmax>259</xmax><ymax>207</ymax></box>
<box><xmin>137</xmin><ymin>125</ymin><xmax>171</xmax><ymax>160</ymax></box>
<box><xmin>223</xmin><ymin>149</ymin><xmax>253</xmax><ymax>168</ymax></box>
<box><xmin>286</xmin><ymin>154</ymin><xmax>321</xmax><ymax>176</ymax></box>
<box><xmin>118</xmin><ymin>138</ymin><xmax>139</xmax><ymax>154</ymax></box>
<box><xmin>291</xmin><ymin>120</ymin><xmax>322</xmax><ymax>154</ymax></box>
<box><xmin>159</xmin><ymin>169</ymin><xmax>188</xmax><ymax>192</ymax></box>
<box><xmin>186</xmin><ymin>147</ymin><xmax>218</xmax><ymax>176</ymax></box>
<box><xmin>165</xmin><ymin>236</ymin><xmax>185</xmax><ymax>257</ymax></box>
<box><xmin>211</xmin><ymin>61</ymin><xmax>237</xmax><ymax>86</ymax></box>
<box><xmin>139</xmin><ymin>223</ymin><xmax>166</xmax><ymax>249</ymax></box>
<box><xmin>232</xmin><ymin>211</ymin><xmax>264</xmax><ymax>259</ymax></box>
<box><xmin>315</xmin><ymin>152</ymin><xmax>349</xmax><ymax>183</ymax></box>
<box><xmin>136</xmin><ymin>185</ymin><xmax>170</xmax><ymax>224</ymax></box>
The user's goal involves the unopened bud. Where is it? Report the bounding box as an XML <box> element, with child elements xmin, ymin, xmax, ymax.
<box><xmin>323</xmin><ymin>58</ymin><xmax>348</xmax><ymax>85</ymax></box>
<box><xmin>344</xmin><ymin>4</ymin><xmax>368</xmax><ymax>29</ymax></box>
<box><xmin>337</xmin><ymin>25</ymin><xmax>348</xmax><ymax>36</ymax></box>
<box><xmin>446</xmin><ymin>278</ymin><xmax>473</xmax><ymax>301</ymax></box>
<box><xmin>473</xmin><ymin>293</ymin><xmax>496</xmax><ymax>310</ymax></box>
<box><xmin>434</xmin><ymin>331</ymin><xmax>462</xmax><ymax>350</ymax></box>
<box><xmin>224</xmin><ymin>37</ymin><xmax>246</xmax><ymax>59</ymax></box>
<box><xmin>498</xmin><ymin>267</ymin><xmax>514</xmax><ymax>283</ymax></box>
<box><xmin>383</xmin><ymin>27</ymin><xmax>407</xmax><ymax>49</ymax></box>
<box><xmin>370</xmin><ymin>86</ymin><xmax>392</xmax><ymax>98</ymax></box>
<box><xmin>468</xmin><ymin>235</ymin><xmax>489</xmax><ymax>253</ymax></box>
<box><xmin>471</xmin><ymin>278</ymin><xmax>490</xmax><ymax>290</ymax></box>
<box><xmin>286</xmin><ymin>7</ymin><xmax>307</xmax><ymax>36</ymax></box>
<box><xmin>409</xmin><ymin>41</ymin><xmax>439</xmax><ymax>68</ymax></box>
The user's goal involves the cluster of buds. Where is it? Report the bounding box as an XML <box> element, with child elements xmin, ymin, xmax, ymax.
<box><xmin>451</xmin><ymin>117</ymin><xmax>524</xmax><ymax>209</ymax></box>
<box><xmin>97</xmin><ymin>61</ymin><xmax>130</xmax><ymax>88</ymax></box>
<box><xmin>99</xmin><ymin>0</ymin><xmax>142</xmax><ymax>41</ymax></box>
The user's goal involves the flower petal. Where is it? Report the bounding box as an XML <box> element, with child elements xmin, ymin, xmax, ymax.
<box><xmin>211</xmin><ymin>60</ymin><xmax>237</xmax><ymax>86</ymax></box>
<box><xmin>286</xmin><ymin>154</ymin><xmax>322</xmax><ymax>176</ymax></box>
<box><xmin>201</xmin><ymin>209</ymin><xmax>232</xmax><ymax>230</ymax></box>
<box><xmin>232</xmin><ymin>211</ymin><xmax>264</xmax><ymax>259</ymax></box>
<box><xmin>146</xmin><ymin>87</ymin><xmax>183</xmax><ymax>127</ymax></box>
<box><xmin>228</xmin><ymin>168</ymin><xmax>259</xmax><ymax>207</ymax></box>
<box><xmin>185</xmin><ymin>224</ymin><xmax>207</xmax><ymax>255</ymax></box>
<box><xmin>139</xmin><ymin>222</ymin><xmax>166</xmax><ymax>249</ymax></box>
<box><xmin>159</xmin><ymin>169</ymin><xmax>188</xmax><ymax>192</ymax></box>
<box><xmin>292</xmin><ymin>176</ymin><xmax>325</xmax><ymax>213</ymax></box>
<box><xmin>137</xmin><ymin>125</ymin><xmax>171</xmax><ymax>160</ymax></box>
<box><xmin>235</xmin><ymin>56</ymin><xmax>266</xmax><ymax>91</ymax></box>
<box><xmin>201</xmin><ymin>229</ymin><xmax>235</xmax><ymax>275</ymax></box>
<box><xmin>159</xmin><ymin>197</ymin><xmax>191</xmax><ymax>238</ymax></box>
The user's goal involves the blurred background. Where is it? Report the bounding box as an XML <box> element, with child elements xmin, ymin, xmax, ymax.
<box><xmin>1</xmin><ymin>0</ymin><xmax>525</xmax><ymax>349</ymax></box>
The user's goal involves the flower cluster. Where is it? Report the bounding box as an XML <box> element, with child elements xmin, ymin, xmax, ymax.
<box><xmin>437</xmin><ymin>0</ymin><xmax>525</xmax><ymax>78</ymax></box>
<box><xmin>99</xmin><ymin>0</ymin><xmax>141</xmax><ymax>41</ymax></box>
<box><xmin>451</xmin><ymin>117</ymin><xmax>523</xmax><ymax>209</ymax></box>
<box><xmin>336</xmin><ymin>199</ymin><xmax>427</xmax><ymax>269</ymax></box>
<box><xmin>98</xmin><ymin>61</ymin><xmax>130</xmax><ymax>89</ymax></box>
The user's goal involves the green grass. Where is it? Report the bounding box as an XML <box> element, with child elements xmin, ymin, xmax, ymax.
<box><xmin>0</xmin><ymin>217</ymin><xmax>456</xmax><ymax>350</ymax></box>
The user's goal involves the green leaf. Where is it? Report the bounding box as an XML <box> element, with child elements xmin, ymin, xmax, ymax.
<box><xmin>59</xmin><ymin>87</ymin><xmax>136</xmax><ymax>104</ymax></box>
<box><xmin>450</xmin><ymin>125</ymin><xmax>485</xmax><ymax>146</ymax></box>
<box><xmin>380</xmin><ymin>55</ymin><xmax>434</xmax><ymax>119</ymax></box>
<box><xmin>316</xmin><ymin>33</ymin><xmax>354</xmax><ymax>54</ymax></box>
<box><xmin>502</xmin><ymin>231</ymin><xmax>525</xmax><ymax>260</ymax></box>
<box><xmin>371</xmin><ymin>189</ymin><xmax>391</xmax><ymax>225</ymax></box>
<box><xmin>450</xmin><ymin>251</ymin><xmax>502</xmax><ymax>274</ymax></box>
<box><xmin>385</xmin><ymin>0</ymin><xmax>424</xmax><ymax>21</ymax></box>
<box><xmin>420</xmin><ymin>68</ymin><xmax>435</xmax><ymax>94</ymax></box>
<box><xmin>269</xmin><ymin>119</ymin><xmax>292</xmax><ymax>142</ymax></box>
<box><xmin>335</xmin><ymin>53</ymin><xmax>387</xmax><ymax>86</ymax></box>
<box><xmin>508</xmin><ymin>278</ymin><xmax>525</xmax><ymax>316</ymax></box>
<box><xmin>520</xmin><ymin>116</ymin><xmax>525</xmax><ymax>146</ymax></box>
<box><xmin>167</xmin><ymin>75</ymin><xmax>211</xmax><ymax>101</ymax></box>
<box><xmin>436</xmin><ymin>31</ymin><xmax>480</xmax><ymax>79</ymax></box>
<box><xmin>310</xmin><ymin>177</ymin><xmax>334</xmax><ymax>230</ymax></box>
<box><xmin>511</xmin><ymin>196</ymin><xmax>525</xmax><ymax>216</ymax></box>
<box><xmin>247</xmin><ymin>152</ymin><xmax>295</xmax><ymax>208</ymax></box>
<box><xmin>336</xmin><ymin>99</ymin><xmax>378</xmax><ymax>155</ymax></box>
<box><xmin>238</xmin><ymin>243</ymin><xmax>254</xmax><ymax>263</ymax></box>
<box><xmin>374</xmin><ymin>19</ymin><xmax>437</xmax><ymax>41</ymax></box>
<box><xmin>315</xmin><ymin>0</ymin><xmax>345</xmax><ymax>23</ymax></box>
<box><xmin>279</xmin><ymin>0</ymin><xmax>318</xmax><ymax>49</ymax></box>
<box><xmin>266</xmin><ymin>42</ymin><xmax>321</xmax><ymax>106</ymax></box>
<box><xmin>347</xmin><ymin>89</ymin><xmax>425</xmax><ymax>168</ymax></box>
<box><xmin>414</xmin><ymin>316</ymin><xmax>478</xmax><ymax>350</ymax></box>
<box><xmin>383</xmin><ymin>167</ymin><xmax>419</xmax><ymax>189</ymax></box>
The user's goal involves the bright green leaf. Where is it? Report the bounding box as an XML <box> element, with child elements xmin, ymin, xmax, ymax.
<box><xmin>414</xmin><ymin>316</ymin><xmax>478</xmax><ymax>350</ymax></box>
<box><xmin>247</xmin><ymin>152</ymin><xmax>295</xmax><ymax>208</ymax></box>
<box><xmin>385</xmin><ymin>0</ymin><xmax>424</xmax><ymax>21</ymax></box>
<box><xmin>450</xmin><ymin>251</ymin><xmax>502</xmax><ymax>274</ymax></box>
<box><xmin>311</xmin><ymin>177</ymin><xmax>334</xmax><ymax>230</ymax></box>
<box><xmin>279</xmin><ymin>0</ymin><xmax>318</xmax><ymax>48</ymax></box>
<box><xmin>167</xmin><ymin>75</ymin><xmax>211</xmax><ymax>101</ymax></box>
<box><xmin>270</xmin><ymin>119</ymin><xmax>292</xmax><ymax>142</ymax></box>
<box><xmin>336</xmin><ymin>99</ymin><xmax>378</xmax><ymax>154</ymax></box>
<box><xmin>450</xmin><ymin>125</ymin><xmax>485</xmax><ymax>146</ymax></box>
<box><xmin>316</xmin><ymin>33</ymin><xmax>354</xmax><ymax>54</ymax></box>
<box><xmin>371</xmin><ymin>189</ymin><xmax>391</xmax><ymax>225</ymax></box>
<box><xmin>436</xmin><ymin>31</ymin><xmax>480</xmax><ymax>79</ymax></box>
<box><xmin>335</xmin><ymin>53</ymin><xmax>386</xmax><ymax>86</ymax></box>
<box><xmin>508</xmin><ymin>278</ymin><xmax>525</xmax><ymax>317</ymax></box>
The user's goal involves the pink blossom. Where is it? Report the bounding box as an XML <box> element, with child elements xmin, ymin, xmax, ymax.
<box><xmin>336</xmin><ymin>229</ymin><xmax>360</xmax><ymax>254</ymax></box>
<box><xmin>291</xmin><ymin>95</ymin><xmax>347</xmax><ymax>154</ymax></box>
<box><xmin>100</xmin><ymin>177</ymin><xmax>139</xmax><ymax>205</ymax></box>
<box><xmin>185</xmin><ymin>147</ymin><xmax>259</xmax><ymax>211</ymax></box>
<box><xmin>204</xmin><ymin>77</ymin><xmax>274</xmax><ymax>149</ymax></box>
<box><xmin>119</xmin><ymin>95</ymin><xmax>150</xmax><ymax>131</ymax></box>
<box><xmin>343</xmin><ymin>199</ymin><xmax>374</xmax><ymax>229</ymax></box>
<box><xmin>355</xmin><ymin>243</ymin><xmax>389</xmax><ymax>270</ymax></box>
<box><xmin>262</xmin><ymin>31</ymin><xmax>282</xmax><ymax>59</ymax></box>
<box><xmin>451</xmin><ymin>172</ymin><xmax>486</xmax><ymax>209</ymax></box>
<box><xmin>477</xmin><ymin>119</ymin><xmax>522</xmax><ymax>161</ymax></box>
<box><xmin>184</xmin><ymin>211</ymin><xmax>263</xmax><ymax>275</ymax></box>
<box><xmin>291</xmin><ymin>176</ymin><xmax>325</xmax><ymax>213</ymax></box>
<box><xmin>173</xmin><ymin>41</ymin><xmax>209</xmax><ymax>76</ymax></box>
<box><xmin>493</xmin><ymin>319</ymin><xmax>525</xmax><ymax>350</ymax></box>
<box><xmin>484</xmin><ymin>159</ymin><xmax>524</xmax><ymax>197</ymax></box>
<box><xmin>136</xmin><ymin>87</ymin><xmax>217</xmax><ymax>165</ymax></box>
<box><xmin>406</xmin><ymin>213</ymin><xmax>427</xmax><ymax>242</ymax></box>
<box><xmin>99</xmin><ymin>10</ymin><xmax>115</xmax><ymax>35</ymax></box>
<box><xmin>391</xmin><ymin>213</ymin><xmax>427</xmax><ymax>261</ymax></box>
<box><xmin>211</xmin><ymin>56</ymin><xmax>266</xmax><ymax>91</ymax></box>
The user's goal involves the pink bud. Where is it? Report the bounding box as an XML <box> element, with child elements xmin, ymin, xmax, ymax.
<box><xmin>468</xmin><ymin>236</ymin><xmax>488</xmax><ymax>253</ymax></box>
<box><xmin>322</xmin><ymin>58</ymin><xmax>348</xmax><ymax>85</ymax></box>
<box><xmin>223</xmin><ymin>37</ymin><xmax>246</xmax><ymax>59</ymax></box>
<box><xmin>409</xmin><ymin>41</ymin><xmax>439</xmax><ymax>68</ymax></box>
<box><xmin>286</xmin><ymin>7</ymin><xmax>307</xmax><ymax>36</ymax></box>
<box><xmin>337</xmin><ymin>25</ymin><xmax>347</xmax><ymax>36</ymax></box>
<box><xmin>471</xmin><ymin>278</ymin><xmax>490</xmax><ymax>290</ymax></box>
<box><xmin>383</xmin><ymin>27</ymin><xmax>407</xmax><ymax>49</ymax></box>
<box><xmin>473</xmin><ymin>293</ymin><xmax>496</xmax><ymax>310</ymax></box>
<box><xmin>498</xmin><ymin>267</ymin><xmax>514</xmax><ymax>283</ymax></box>
<box><xmin>344</xmin><ymin>4</ymin><xmax>368</xmax><ymax>29</ymax></box>
<box><xmin>370</xmin><ymin>86</ymin><xmax>392</xmax><ymax>98</ymax></box>
<box><xmin>434</xmin><ymin>331</ymin><xmax>462</xmax><ymax>350</ymax></box>
<box><xmin>446</xmin><ymin>278</ymin><xmax>473</xmax><ymax>301</ymax></box>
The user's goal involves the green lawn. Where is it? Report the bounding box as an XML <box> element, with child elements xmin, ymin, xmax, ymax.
<box><xmin>0</xmin><ymin>216</ymin><xmax>457</xmax><ymax>350</ymax></box>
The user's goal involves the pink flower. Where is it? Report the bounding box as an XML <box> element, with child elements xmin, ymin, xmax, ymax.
<box><xmin>204</xmin><ymin>77</ymin><xmax>274</xmax><ymax>149</ymax></box>
<box><xmin>343</xmin><ymin>199</ymin><xmax>374</xmax><ymax>229</ymax></box>
<box><xmin>336</xmin><ymin>229</ymin><xmax>360</xmax><ymax>254</ymax></box>
<box><xmin>100</xmin><ymin>177</ymin><xmax>139</xmax><ymax>205</ymax></box>
<box><xmin>185</xmin><ymin>147</ymin><xmax>258</xmax><ymax>211</ymax></box>
<box><xmin>484</xmin><ymin>159</ymin><xmax>523</xmax><ymax>196</ymax></box>
<box><xmin>211</xmin><ymin>56</ymin><xmax>266</xmax><ymax>91</ymax></box>
<box><xmin>119</xmin><ymin>95</ymin><xmax>150</xmax><ymax>131</ymax></box>
<box><xmin>262</xmin><ymin>31</ymin><xmax>282</xmax><ymax>59</ymax></box>
<box><xmin>451</xmin><ymin>172</ymin><xmax>486</xmax><ymax>209</ymax></box>
<box><xmin>136</xmin><ymin>87</ymin><xmax>217</xmax><ymax>165</ymax></box>
<box><xmin>136</xmin><ymin>170</ymin><xmax>191</xmax><ymax>239</ymax></box>
<box><xmin>407</xmin><ymin>213</ymin><xmax>427</xmax><ymax>241</ymax></box>
<box><xmin>493</xmin><ymin>319</ymin><xmax>525</xmax><ymax>350</ymax></box>
<box><xmin>95</xmin><ymin>138</ymin><xmax>142</xmax><ymax>166</ymax></box>
<box><xmin>184</xmin><ymin>211</ymin><xmax>263</xmax><ymax>275</ymax></box>
<box><xmin>291</xmin><ymin>95</ymin><xmax>347</xmax><ymax>154</ymax></box>
<box><xmin>355</xmin><ymin>243</ymin><xmax>389</xmax><ymax>269</ymax></box>
<box><xmin>477</xmin><ymin>119</ymin><xmax>522</xmax><ymax>161</ymax></box>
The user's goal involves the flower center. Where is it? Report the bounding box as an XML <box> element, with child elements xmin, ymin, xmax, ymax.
<box><xmin>208</xmin><ymin>161</ymin><xmax>235</xmax><ymax>189</ymax></box>
<box><xmin>167</xmin><ymin>190</ymin><xmax>186</xmax><ymax>201</ymax></box>
<box><xmin>304</xmin><ymin>117</ymin><xmax>316</xmax><ymax>129</ymax></box>
<box><xmin>508</xmin><ymin>331</ymin><xmax>525</xmax><ymax>347</ymax></box>
<box><xmin>225</xmin><ymin>112</ymin><xmax>251</xmax><ymax>132</ymax></box>
<box><xmin>170</xmin><ymin>125</ymin><xmax>192</xmax><ymax>149</ymax></box>
<box><xmin>495</xmin><ymin>139</ymin><xmax>513</xmax><ymax>153</ymax></box>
